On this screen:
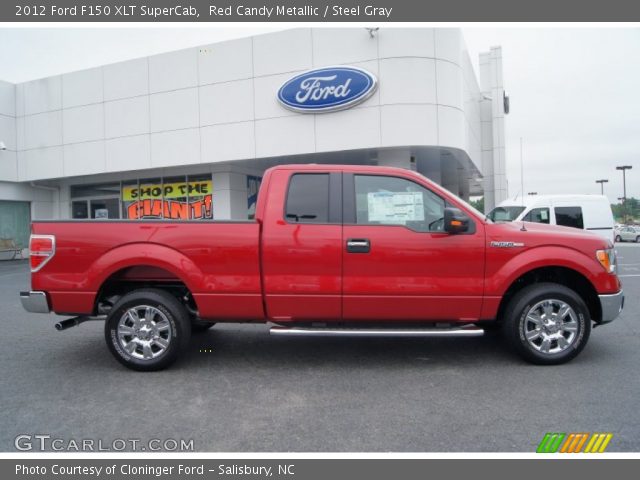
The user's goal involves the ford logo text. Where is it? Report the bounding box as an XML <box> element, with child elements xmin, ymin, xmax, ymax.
<box><xmin>277</xmin><ymin>66</ymin><xmax>378</xmax><ymax>113</ymax></box>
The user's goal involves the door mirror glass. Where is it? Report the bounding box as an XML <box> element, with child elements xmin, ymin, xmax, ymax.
<box><xmin>444</xmin><ymin>207</ymin><xmax>470</xmax><ymax>234</ymax></box>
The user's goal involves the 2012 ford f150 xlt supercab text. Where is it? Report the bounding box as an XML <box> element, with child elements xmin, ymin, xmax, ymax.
<box><xmin>20</xmin><ymin>165</ymin><xmax>624</xmax><ymax>370</ymax></box>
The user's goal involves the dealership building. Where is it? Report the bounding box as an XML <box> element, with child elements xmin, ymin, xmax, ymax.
<box><xmin>0</xmin><ymin>28</ymin><xmax>508</xmax><ymax>251</ymax></box>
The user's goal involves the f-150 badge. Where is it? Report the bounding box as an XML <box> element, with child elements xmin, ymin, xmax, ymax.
<box><xmin>490</xmin><ymin>241</ymin><xmax>525</xmax><ymax>248</ymax></box>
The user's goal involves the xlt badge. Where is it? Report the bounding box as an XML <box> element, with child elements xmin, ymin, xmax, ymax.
<box><xmin>490</xmin><ymin>241</ymin><xmax>525</xmax><ymax>248</ymax></box>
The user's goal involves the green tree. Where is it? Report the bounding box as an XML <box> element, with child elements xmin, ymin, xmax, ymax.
<box><xmin>469</xmin><ymin>197</ymin><xmax>484</xmax><ymax>213</ymax></box>
<box><xmin>611</xmin><ymin>197</ymin><xmax>639</xmax><ymax>223</ymax></box>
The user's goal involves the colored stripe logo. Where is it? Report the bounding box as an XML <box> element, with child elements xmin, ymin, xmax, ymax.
<box><xmin>537</xmin><ymin>433</ymin><xmax>613</xmax><ymax>453</ymax></box>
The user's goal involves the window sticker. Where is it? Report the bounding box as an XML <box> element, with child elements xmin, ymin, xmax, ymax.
<box><xmin>367</xmin><ymin>191</ymin><xmax>425</xmax><ymax>223</ymax></box>
<box><xmin>94</xmin><ymin>209</ymin><xmax>109</xmax><ymax>219</ymax></box>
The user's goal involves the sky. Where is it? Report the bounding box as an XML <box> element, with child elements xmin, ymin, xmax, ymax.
<box><xmin>0</xmin><ymin>26</ymin><xmax>638</xmax><ymax>203</ymax></box>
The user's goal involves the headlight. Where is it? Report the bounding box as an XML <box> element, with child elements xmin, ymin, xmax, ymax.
<box><xmin>596</xmin><ymin>248</ymin><xmax>617</xmax><ymax>274</ymax></box>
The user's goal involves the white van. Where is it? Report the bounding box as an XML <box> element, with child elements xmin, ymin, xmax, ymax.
<box><xmin>487</xmin><ymin>195</ymin><xmax>615</xmax><ymax>243</ymax></box>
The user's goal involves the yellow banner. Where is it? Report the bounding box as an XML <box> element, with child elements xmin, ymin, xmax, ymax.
<box><xmin>122</xmin><ymin>180</ymin><xmax>212</xmax><ymax>201</ymax></box>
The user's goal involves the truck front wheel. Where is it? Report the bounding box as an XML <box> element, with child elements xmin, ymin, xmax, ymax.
<box><xmin>104</xmin><ymin>289</ymin><xmax>191</xmax><ymax>371</ymax></box>
<box><xmin>502</xmin><ymin>283</ymin><xmax>591</xmax><ymax>365</ymax></box>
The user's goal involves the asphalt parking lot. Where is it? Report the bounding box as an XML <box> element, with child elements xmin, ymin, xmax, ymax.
<box><xmin>1</xmin><ymin>245</ymin><xmax>639</xmax><ymax>452</ymax></box>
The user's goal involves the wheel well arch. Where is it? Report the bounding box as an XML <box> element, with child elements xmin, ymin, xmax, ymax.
<box><xmin>495</xmin><ymin>266</ymin><xmax>602</xmax><ymax>324</ymax></box>
<box><xmin>93</xmin><ymin>265</ymin><xmax>198</xmax><ymax>317</ymax></box>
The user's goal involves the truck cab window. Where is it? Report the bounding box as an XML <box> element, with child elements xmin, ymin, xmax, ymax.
<box><xmin>354</xmin><ymin>175</ymin><xmax>445</xmax><ymax>232</ymax></box>
<box><xmin>285</xmin><ymin>174</ymin><xmax>330</xmax><ymax>224</ymax></box>
<box><xmin>523</xmin><ymin>207</ymin><xmax>550</xmax><ymax>224</ymax></box>
<box><xmin>555</xmin><ymin>206</ymin><xmax>584</xmax><ymax>229</ymax></box>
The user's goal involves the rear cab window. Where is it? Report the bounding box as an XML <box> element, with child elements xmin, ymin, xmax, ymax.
<box><xmin>285</xmin><ymin>174</ymin><xmax>329</xmax><ymax>223</ymax></box>
<box><xmin>284</xmin><ymin>173</ymin><xmax>341</xmax><ymax>224</ymax></box>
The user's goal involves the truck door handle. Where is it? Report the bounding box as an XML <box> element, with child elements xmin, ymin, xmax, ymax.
<box><xmin>346</xmin><ymin>239</ymin><xmax>370</xmax><ymax>253</ymax></box>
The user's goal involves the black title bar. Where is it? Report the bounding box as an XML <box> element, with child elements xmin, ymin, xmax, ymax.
<box><xmin>4</xmin><ymin>459</ymin><xmax>640</xmax><ymax>480</ymax></box>
<box><xmin>3</xmin><ymin>0</ymin><xmax>640</xmax><ymax>22</ymax></box>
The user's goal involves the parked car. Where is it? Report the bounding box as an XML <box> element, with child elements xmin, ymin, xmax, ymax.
<box><xmin>488</xmin><ymin>194</ymin><xmax>615</xmax><ymax>243</ymax></box>
<box><xmin>615</xmin><ymin>225</ymin><xmax>640</xmax><ymax>243</ymax></box>
<box><xmin>21</xmin><ymin>165</ymin><xmax>624</xmax><ymax>370</ymax></box>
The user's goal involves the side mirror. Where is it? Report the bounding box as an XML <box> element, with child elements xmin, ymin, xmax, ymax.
<box><xmin>444</xmin><ymin>207</ymin><xmax>470</xmax><ymax>234</ymax></box>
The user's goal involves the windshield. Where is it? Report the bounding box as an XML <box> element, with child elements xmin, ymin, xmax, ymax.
<box><xmin>487</xmin><ymin>206</ymin><xmax>526</xmax><ymax>222</ymax></box>
<box><xmin>412</xmin><ymin>171</ymin><xmax>488</xmax><ymax>222</ymax></box>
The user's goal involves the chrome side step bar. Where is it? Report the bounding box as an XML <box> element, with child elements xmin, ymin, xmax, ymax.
<box><xmin>270</xmin><ymin>325</ymin><xmax>484</xmax><ymax>338</ymax></box>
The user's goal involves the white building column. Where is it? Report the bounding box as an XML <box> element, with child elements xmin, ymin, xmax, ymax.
<box><xmin>479</xmin><ymin>47</ymin><xmax>508</xmax><ymax>212</ymax></box>
<box><xmin>489</xmin><ymin>47</ymin><xmax>508</xmax><ymax>205</ymax></box>
<box><xmin>0</xmin><ymin>181</ymin><xmax>55</xmax><ymax>219</ymax></box>
<box><xmin>212</xmin><ymin>171</ymin><xmax>248</xmax><ymax>220</ymax></box>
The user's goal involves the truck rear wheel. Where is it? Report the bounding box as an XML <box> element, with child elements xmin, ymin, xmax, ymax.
<box><xmin>104</xmin><ymin>288</ymin><xmax>191</xmax><ymax>371</ymax></box>
<box><xmin>502</xmin><ymin>283</ymin><xmax>591</xmax><ymax>365</ymax></box>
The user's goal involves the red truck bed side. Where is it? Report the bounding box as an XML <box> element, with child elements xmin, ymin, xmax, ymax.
<box><xmin>31</xmin><ymin>221</ymin><xmax>264</xmax><ymax>319</ymax></box>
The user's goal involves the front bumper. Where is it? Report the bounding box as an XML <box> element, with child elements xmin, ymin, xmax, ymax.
<box><xmin>20</xmin><ymin>291</ymin><xmax>51</xmax><ymax>314</ymax></box>
<box><xmin>598</xmin><ymin>290</ymin><xmax>624</xmax><ymax>324</ymax></box>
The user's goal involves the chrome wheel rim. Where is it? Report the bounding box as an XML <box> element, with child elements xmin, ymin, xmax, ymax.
<box><xmin>523</xmin><ymin>299</ymin><xmax>579</xmax><ymax>354</ymax></box>
<box><xmin>117</xmin><ymin>305</ymin><xmax>172</xmax><ymax>360</ymax></box>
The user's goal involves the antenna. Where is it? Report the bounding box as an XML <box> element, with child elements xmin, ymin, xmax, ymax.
<box><xmin>520</xmin><ymin>137</ymin><xmax>524</xmax><ymax>202</ymax></box>
<box><xmin>520</xmin><ymin>137</ymin><xmax>527</xmax><ymax>231</ymax></box>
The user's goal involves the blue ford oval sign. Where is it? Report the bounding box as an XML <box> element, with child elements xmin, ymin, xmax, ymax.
<box><xmin>277</xmin><ymin>66</ymin><xmax>378</xmax><ymax>113</ymax></box>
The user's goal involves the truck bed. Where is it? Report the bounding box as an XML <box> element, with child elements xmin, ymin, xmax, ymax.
<box><xmin>31</xmin><ymin>220</ymin><xmax>264</xmax><ymax>319</ymax></box>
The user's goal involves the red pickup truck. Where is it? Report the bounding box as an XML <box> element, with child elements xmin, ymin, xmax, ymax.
<box><xmin>20</xmin><ymin>165</ymin><xmax>624</xmax><ymax>370</ymax></box>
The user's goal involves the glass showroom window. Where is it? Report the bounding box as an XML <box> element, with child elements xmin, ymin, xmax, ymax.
<box><xmin>130</xmin><ymin>177</ymin><xmax>163</xmax><ymax>219</ymax></box>
<box><xmin>70</xmin><ymin>183</ymin><xmax>121</xmax><ymax>220</ymax></box>
<box><xmin>72</xmin><ymin>175</ymin><xmax>214</xmax><ymax>221</ymax></box>
<box><xmin>121</xmin><ymin>179</ymin><xmax>139</xmax><ymax>219</ymax></box>
<box><xmin>162</xmin><ymin>176</ymin><xmax>189</xmax><ymax>220</ymax></box>
<box><xmin>187</xmin><ymin>174</ymin><xmax>213</xmax><ymax>220</ymax></box>
<box><xmin>121</xmin><ymin>175</ymin><xmax>213</xmax><ymax>220</ymax></box>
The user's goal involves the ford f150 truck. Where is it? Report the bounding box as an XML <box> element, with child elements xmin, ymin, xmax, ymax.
<box><xmin>20</xmin><ymin>165</ymin><xmax>624</xmax><ymax>370</ymax></box>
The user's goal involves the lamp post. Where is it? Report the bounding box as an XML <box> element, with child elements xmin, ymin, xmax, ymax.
<box><xmin>616</xmin><ymin>166</ymin><xmax>632</xmax><ymax>223</ymax></box>
<box><xmin>595</xmin><ymin>179</ymin><xmax>608</xmax><ymax>195</ymax></box>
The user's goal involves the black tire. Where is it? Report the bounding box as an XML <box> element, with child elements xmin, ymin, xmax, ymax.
<box><xmin>615</xmin><ymin>235</ymin><xmax>622</xmax><ymax>242</ymax></box>
<box><xmin>636</xmin><ymin>236</ymin><xmax>640</xmax><ymax>243</ymax></box>
<box><xmin>501</xmin><ymin>282</ymin><xmax>591</xmax><ymax>365</ymax></box>
<box><xmin>191</xmin><ymin>320</ymin><xmax>216</xmax><ymax>333</ymax></box>
<box><xmin>477</xmin><ymin>321</ymin><xmax>501</xmax><ymax>334</ymax></box>
<box><xmin>104</xmin><ymin>288</ymin><xmax>191</xmax><ymax>371</ymax></box>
